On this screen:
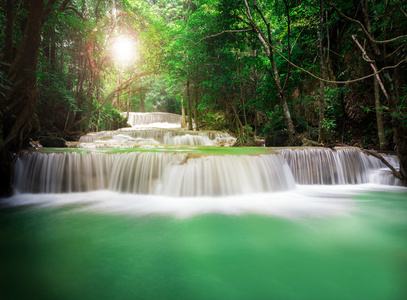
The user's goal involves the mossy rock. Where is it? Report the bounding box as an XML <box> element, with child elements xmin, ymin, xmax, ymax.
<box><xmin>39</xmin><ymin>136</ymin><xmax>67</xmax><ymax>147</ymax></box>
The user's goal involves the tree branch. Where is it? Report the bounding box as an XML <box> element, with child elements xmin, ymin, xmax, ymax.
<box><xmin>57</xmin><ymin>0</ymin><xmax>71</xmax><ymax>12</ymax></box>
<box><xmin>180</xmin><ymin>3</ymin><xmax>407</xmax><ymax>86</ymax></box>
<box><xmin>325</xmin><ymin>0</ymin><xmax>407</xmax><ymax>44</ymax></box>
<box><xmin>352</xmin><ymin>35</ymin><xmax>389</xmax><ymax>99</ymax></box>
<box><xmin>271</xmin><ymin>45</ymin><xmax>407</xmax><ymax>84</ymax></box>
<box><xmin>175</xmin><ymin>29</ymin><xmax>253</xmax><ymax>46</ymax></box>
<box><xmin>64</xmin><ymin>6</ymin><xmax>86</xmax><ymax>21</ymax></box>
<box><xmin>392</xmin><ymin>0</ymin><xmax>407</xmax><ymax>19</ymax></box>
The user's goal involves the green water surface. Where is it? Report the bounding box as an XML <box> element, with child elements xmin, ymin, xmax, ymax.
<box><xmin>1</xmin><ymin>191</ymin><xmax>407</xmax><ymax>300</ymax></box>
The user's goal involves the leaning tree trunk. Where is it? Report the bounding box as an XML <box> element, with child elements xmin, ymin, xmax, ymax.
<box><xmin>317</xmin><ymin>0</ymin><xmax>326</xmax><ymax>143</ymax></box>
<box><xmin>374</xmin><ymin>77</ymin><xmax>387</xmax><ymax>150</ymax></box>
<box><xmin>181</xmin><ymin>101</ymin><xmax>186</xmax><ymax>128</ymax></box>
<box><xmin>193</xmin><ymin>84</ymin><xmax>199</xmax><ymax>130</ymax></box>
<box><xmin>187</xmin><ymin>78</ymin><xmax>193</xmax><ymax>131</ymax></box>
<box><xmin>139</xmin><ymin>89</ymin><xmax>145</xmax><ymax>112</ymax></box>
<box><xmin>267</xmin><ymin>65</ymin><xmax>296</xmax><ymax>145</ymax></box>
<box><xmin>0</xmin><ymin>0</ymin><xmax>44</xmax><ymax>196</ymax></box>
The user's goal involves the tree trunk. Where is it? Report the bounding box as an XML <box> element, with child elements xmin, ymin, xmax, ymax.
<box><xmin>187</xmin><ymin>78</ymin><xmax>193</xmax><ymax>130</ymax></box>
<box><xmin>318</xmin><ymin>0</ymin><xmax>326</xmax><ymax>143</ymax></box>
<box><xmin>0</xmin><ymin>0</ymin><xmax>44</xmax><ymax>196</ymax></box>
<box><xmin>266</xmin><ymin>48</ymin><xmax>296</xmax><ymax>145</ymax></box>
<box><xmin>238</xmin><ymin>56</ymin><xmax>248</xmax><ymax>140</ymax></box>
<box><xmin>242</xmin><ymin>0</ymin><xmax>296</xmax><ymax>145</ymax></box>
<box><xmin>50</xmin><ymin>25</ymin><xmax>56</xmax><ymax>70</ymax></box>
<box><xmin>139</xmin><ymin>89</ymin><xmax>145</xmax><ymax>112</ymax></box>
<box><xmin>126</xmin><ymin>91</ymin><xmax>131</xmax><ymax>121</ymax></box>
<box><xmin>181</xmin><ymin>100</ymin><xmax>186</xmax><ymax>128</ymax></box>
<box><xmin>95</xmin><ymin>85</ymin><xmax>100</xmax><ymax>131</ymax></box>
<box><xmin>4</xmin><ymin>0</ymin><xmax>14</xmax><ymax>69</ymax></box>
<box><xmin>374</xmin><ymin>77</ymin><xmax>387</xmax><ymax>150</ymax></box>
<box><xmin>193</xmin><ymin>84</ymin><xmax>199</xmax><ymax>130</ymax></box>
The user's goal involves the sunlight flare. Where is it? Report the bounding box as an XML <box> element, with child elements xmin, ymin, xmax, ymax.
<box><xmin>112</xmin><ymin>36</ymin><xmax>135</xmax><ymax>65</ymax></box>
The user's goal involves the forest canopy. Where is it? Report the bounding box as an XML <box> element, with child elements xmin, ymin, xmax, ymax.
<box><xmin>1</xmin><ymin>0</ymin><xmax>407</xmax><ymax>191</ymax></box>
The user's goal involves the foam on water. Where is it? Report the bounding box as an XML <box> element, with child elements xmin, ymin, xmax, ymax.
<box><xmin>5</xmin><ymin>184</ymin><xmax>405</xmax><ymax>219</ymax></box>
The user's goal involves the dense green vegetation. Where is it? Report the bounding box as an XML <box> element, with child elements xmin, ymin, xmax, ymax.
<box><xmin>1</xmin><ymin>0</ymin><xmax>407</xmax><ymax>193</ymax></box>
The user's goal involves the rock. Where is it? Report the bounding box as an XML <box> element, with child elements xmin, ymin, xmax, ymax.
<box><xmin>265</xmin><ymin>130</ymin><xmax>289</xmax><ymax>147</ymax></box>
<box><xmin>39</xmin><ymin>136</ymin><xmax>67</xmax><ymax>147</ymax></box>
<box><xmin>306</xmin><ymin>128</ymin><xmax>319</xmax><ymax>142</ymax></box>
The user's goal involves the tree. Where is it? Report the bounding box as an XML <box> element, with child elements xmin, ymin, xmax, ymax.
<box><xmin>325</xmin><ymin>0</ymin><xmax>407</xmax><ymax>183</ymax></box>
<box><xmin>1</xmin><ymin>0</ymin><xmax>46</xmax><ymax>195</ymax></box>
<box><xmin>231</xmin><ymin>0</ymin><xmax>297</xmax><ymax>144</ymax></box>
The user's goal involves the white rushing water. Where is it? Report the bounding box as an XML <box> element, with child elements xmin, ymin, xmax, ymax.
<box><xmin>277</xmin><ymin>147</ymin><xmax>398</xmax><ymax>185</ymax></box>
<box><xmin>124</xmin><ymin>112</ymin><xmax>182</xmax><ymax>127</ymax></box>
<box><xmin>79</xmin><ymin>112</ymin><xmax>236</xmax><ymax>146</ymax></box>
<box><xmin>14</xmin><ymin>147</ymin><xmax>401</xmax><ymax>196</ymax></box>
<box><xmin>14</xmin><ymin>151</ymin><xmax>296</xmax><ymax>196</ymax></box>
<box><xmin>5</xmin><ymin>184</ymin><xmax>406</xmax><ymax>219</ymax></box>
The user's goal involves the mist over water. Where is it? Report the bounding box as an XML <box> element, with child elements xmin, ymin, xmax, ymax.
<box><xmin>5</xmin><ymin>184</ymin><xmax>405</xmax><ymax>219</ymax></box>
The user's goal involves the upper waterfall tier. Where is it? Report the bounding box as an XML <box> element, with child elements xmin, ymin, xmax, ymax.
<box><xmin>77</xmin><ymin>112</ymin><xmax>236</xmax><ymax>147</ymax></box>
<box><xmin>122</xmin><ymin>112</ymin><xmax>182</xmax><ymax>127</ymax></box>
<box><xmin>78</xmin><ymin>128</ymin><xmax>236</xmax><ymax>147</ymax></box>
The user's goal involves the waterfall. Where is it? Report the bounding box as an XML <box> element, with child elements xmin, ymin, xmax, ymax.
<box><xmin>15</xmin><ymin>112</ymin><xmax>403</xmax><ymax>197</ymax></box>
<box><xmin>78</xmin><ymin>129</ymin><xmax>236</xmax><ymax>146</ymax></box>
<box><xmin>14</xmin><ymin>150</ymin><xmax>296</xmax><ymax>196</ymax></box>
<box><xmin>277</xmin><ymin>147</ymin><xmax>389</xmax><ymax>185</ymax></box>
<box><xmin>123</xmin><ymin>112</ymin><xmax>182</xmax><ymax>127</ymax></box>
<box><xmin>14</xmin><ymin>151</ymin><xmax>114</xmax><ymax>193</ymax></box>
<box><xmin>76</xmin><ymin>112</ymin><xmax>236</xmax><ymax>146</ymax></box>
<box><xmin>14</xmin><ymin>146</ymin><xmax>402</xmax><ymax>196</ymax></box>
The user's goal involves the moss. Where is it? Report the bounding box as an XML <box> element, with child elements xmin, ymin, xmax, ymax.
<box><xmin>37</xmin><ymin>145</ymin><xmax>273</xmax><ymax>156</ymax></box>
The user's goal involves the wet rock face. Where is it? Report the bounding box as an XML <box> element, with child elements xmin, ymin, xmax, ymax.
<box><xmin>39</xmin><ymin>136</ymin><xmax>67</xmax><ymax>147</ymax></box>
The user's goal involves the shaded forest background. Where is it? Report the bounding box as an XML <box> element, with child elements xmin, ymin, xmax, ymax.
<box><xmin>1</xmin><ymin>0</ymin><xmax>407</xmax><ymax>193</ymax></box>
